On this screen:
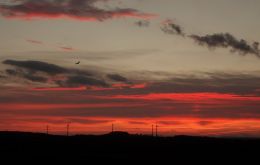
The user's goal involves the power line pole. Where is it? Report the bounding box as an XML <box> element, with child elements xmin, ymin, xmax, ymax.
<box><xmin>66</xmin><ymin>123</ymin><xmax>70</xmax><ymax>136</ymax></box>
<box><xmin>112</xmin><ymin>123</ymin><xmax>114</xmax><ymax>133</ymax></box>
<box><xmin>155</xmin><ymin>124</ymin><xmax>158</xmax><ymax>137</ymax></box>
<box><xmin>152</xmin><ymin>125</ymin><xmax>154</xmax><ymax>137</ymax></box>
<box><xmin>46</xmin><ymin>125</ymin><xmax>49</xmax><ymax>135</ymax></box>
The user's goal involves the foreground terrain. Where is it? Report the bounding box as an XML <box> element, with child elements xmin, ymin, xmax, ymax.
<box><xmin>0</xmin><ymin>131</ymin><xmax>259</xmax><ymax>163</ymax></box>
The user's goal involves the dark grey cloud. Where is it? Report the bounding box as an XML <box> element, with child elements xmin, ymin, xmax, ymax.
<box><xmin>161</xmin><ymin>20</ymin><xmax>185</xmax><ymax>36</ymax></box>
<box><xmin>69</xmin><ymin>69</ymin><xmax>93</xmax><ymax>77</ymax></box>
<box><xmin>189</xmin><ymin>33</ymin><xmax>260</xmax><ymax>57</ymax></box>
<box><xmin>159</xmin><ymin>20</ymin><xmax>260</xmax><ymax>57</ymax></box>
<box><xmin>0</xmin><ymin>0</ymin><xmax>152</xmax><ymax>21</ymax></box>
<box><xmin>5</xmin><ymin>68</ymin><xmax>48</xmax><ymax>83</ymax></box>
<box><xmin>107</xmin><ymin>74</ymin><xmax>128</xmax><ymax>82</ymax></box>
<box><xmin>0</xmin><ymin>71</ymin><xmax>5</xmax><ymax>78</ymax></box>
<box><xmin>3</xmin><ymin>59</ymin><xmax>67</xmax><ymax>75</ymax></box>
<box><xmin>148</xmin><ymin>73</ymin><xmax>260</xmax><ymax>96</ymax></box>
<box><xmin>23</xmin><ymin>74</ymin><xmax>48</xmax><ymax>83</ymax></box>
<box><xmin>59</xmin><ymin>75</ymin><xmax>109</xmax><ymax>87</ymax></box>
<box><xmin>2</xmin><ymin>59</ymin><xmax>110</xmax><ymax>87</ymax></box>
<box><xmin>1</xmin><ymin>71</ymin><xmax>260</xmax><ymax>120</ymax></box>
<box><xmin>135</xmin><ymin>20</ymin><xmax>150</xmax><ymax>27</ymax></box>
<box><xmin>5</xmin><ymin>69</ymin><xmax>19</xmax><ymax>76</ymax></box>
<box><xmin>3</xmin><ymin>59</ymin><xmax>260</xmax><ymax>97</ymax></box>
<box><xmin>94</xmin><ymin>72</ymin><xmax>260</xmax><ymax>96</ymax></box>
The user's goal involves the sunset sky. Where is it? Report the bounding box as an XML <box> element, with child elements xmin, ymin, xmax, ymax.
<box><xmin>1</xmin><ymin>0</ymin><xmax>260</xmax><ymax>137</ymax></box>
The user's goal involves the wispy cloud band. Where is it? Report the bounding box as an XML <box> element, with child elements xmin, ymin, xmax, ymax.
<box><xmin>0</xmin><ymin>0</ymin><xmax>155</xmax><ymax>21</ymax></box>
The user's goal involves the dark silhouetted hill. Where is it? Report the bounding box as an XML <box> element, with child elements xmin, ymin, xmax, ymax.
<box><xmin>0</xmin><ymin>131</ymin><xmax>259</xmax><ymax>163</ymax></box>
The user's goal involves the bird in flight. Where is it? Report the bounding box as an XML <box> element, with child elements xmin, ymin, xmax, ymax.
<box><xmin>75</xmin><ymin>61</ymin><xmax>80</xmax><ymax>64</ymax></box>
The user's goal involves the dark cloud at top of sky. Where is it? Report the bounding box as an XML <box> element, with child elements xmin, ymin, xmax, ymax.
<box><xmin>189</xmin><ymin>33</ymin><xmax>260</xmax><ymax>57</ymax></box>
<box><xmin>134</xmin><ymin>20</ymin><xmax>150</xmax><ymax>27</ymax></box>
<box><xmin>160</xmin><ymin>19</ymin><xmax>185</xmax><ymax>36</ymax></box>
<box><xmin>0</xmin><ymin>0</ymin><xmax>155</xmax><ymax>21</ymax></box>
<box><xmin>3</xmin><ymin>59</ymin><xmax>68</xmax><ymax>75</ymax></box>
<box><xmin>107</xmin><ymin>74</ymin><xmax>128</xmax><ymax>82</ymax></box>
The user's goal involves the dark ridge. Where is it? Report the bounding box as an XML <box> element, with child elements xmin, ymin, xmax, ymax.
<box><xmin>0</xmin><ymin>131</ymin><xmax>259</xmax><ymax>163</ymax></box>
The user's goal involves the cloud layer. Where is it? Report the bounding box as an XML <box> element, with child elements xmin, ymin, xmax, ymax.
<box><xmin>0</xmin><ymin>0</ymin><xmax>155</xmax><ymax>21</ymax></box>
<box><xmin>1</xmin><ymin>59</ymin><xmax>260</xmax><ymax>136</ymax></box>
<box><xmin>3</xmin><ymin>59</ymin><xmax>68</xmax><ymax>75</ymax></box>
<box><xmin>3</xmin><ymin>59</ymin><xmax>260</xmax><ymax>95</ymax></box>
<box><xmin>190</xmin><ymin>33</ymin><xmax>260</xmax><ymax>57</ymax></box>
<box><xmin>160</xmin><ymin>20</ymin><xmax>260</xmax><ymax>57</ymax></box>
<box><xmin>2</xmin><ymin>59</ymin><xmax>137</xmax><ymax>88</ymax></box>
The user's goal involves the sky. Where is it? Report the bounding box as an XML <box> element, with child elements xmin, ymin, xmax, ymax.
<box><xmin>0</xmin><ymin>0</ymin><xmax>260</xmax><ymax>137</ymax></box>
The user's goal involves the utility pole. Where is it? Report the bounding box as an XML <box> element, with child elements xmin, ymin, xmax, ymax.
<box><xmin>152</xmin><ymin>125</ymin><xmax>154</xmax><ymax>137</ymax></box>
<box><xmin>155</xmin><ymin>124</ymin><xmax>158</xmax><ymax>137</ymax></box>
<box><xmin>46</xmin><ymin>125</ymin><xmax>49</xmax><ymax>135</ymax></box>
<box><xmin>112</xmin><ymin>123</ymin><xmax>114</xmax><ymax>133</ymax></box>
<box><xmin>66</xmin><ymin>123</ymin><xmax>70</xmax><ymax>136</ymax></box>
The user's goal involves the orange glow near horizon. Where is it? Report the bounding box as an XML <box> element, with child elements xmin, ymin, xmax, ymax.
<box><xmin>1</xmin><ymin>91</ymin><xmax>260</xmax><ymax>136</ymax></box>
<box><xmin>1</xmin><ymin>116</ymin><xmax>260</xmax><ymax>137</ymax></box>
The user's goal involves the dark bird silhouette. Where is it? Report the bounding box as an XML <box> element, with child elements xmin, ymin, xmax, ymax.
<box><xmin>75</xmin><ymin>61</ymin><xmax>80</xmax><ymax>64</ymax></box>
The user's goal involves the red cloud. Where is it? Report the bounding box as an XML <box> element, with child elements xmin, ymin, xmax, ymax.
<box><xmin>130</xmin><ymin>83</ymin><xmax>147</xmax><ymax>89</ymax></box>
<box><xmin>0</xmin><ymin>102</ymin><xmax>144</xmax><ymax>110</ymax></box>
<box><xmin>0</xmin><ymin>0</ymin><xmax>156</xmax><ymax>21</ymax></box>
<box><xmin>2</xmin><ymin>86</ymin><xmax>260</xmax><ymax>136</ymax></box>
<box><xmin>110</xmin><ymin>92</ymin><xmax>260</xmax><ymax>102</ymax></box>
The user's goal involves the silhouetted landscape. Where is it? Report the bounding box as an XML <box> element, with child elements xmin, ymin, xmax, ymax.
<box><xmin>0</xmin><ymin>131</ymin><xmax>259</xmax><ymax>163</ymax></box>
